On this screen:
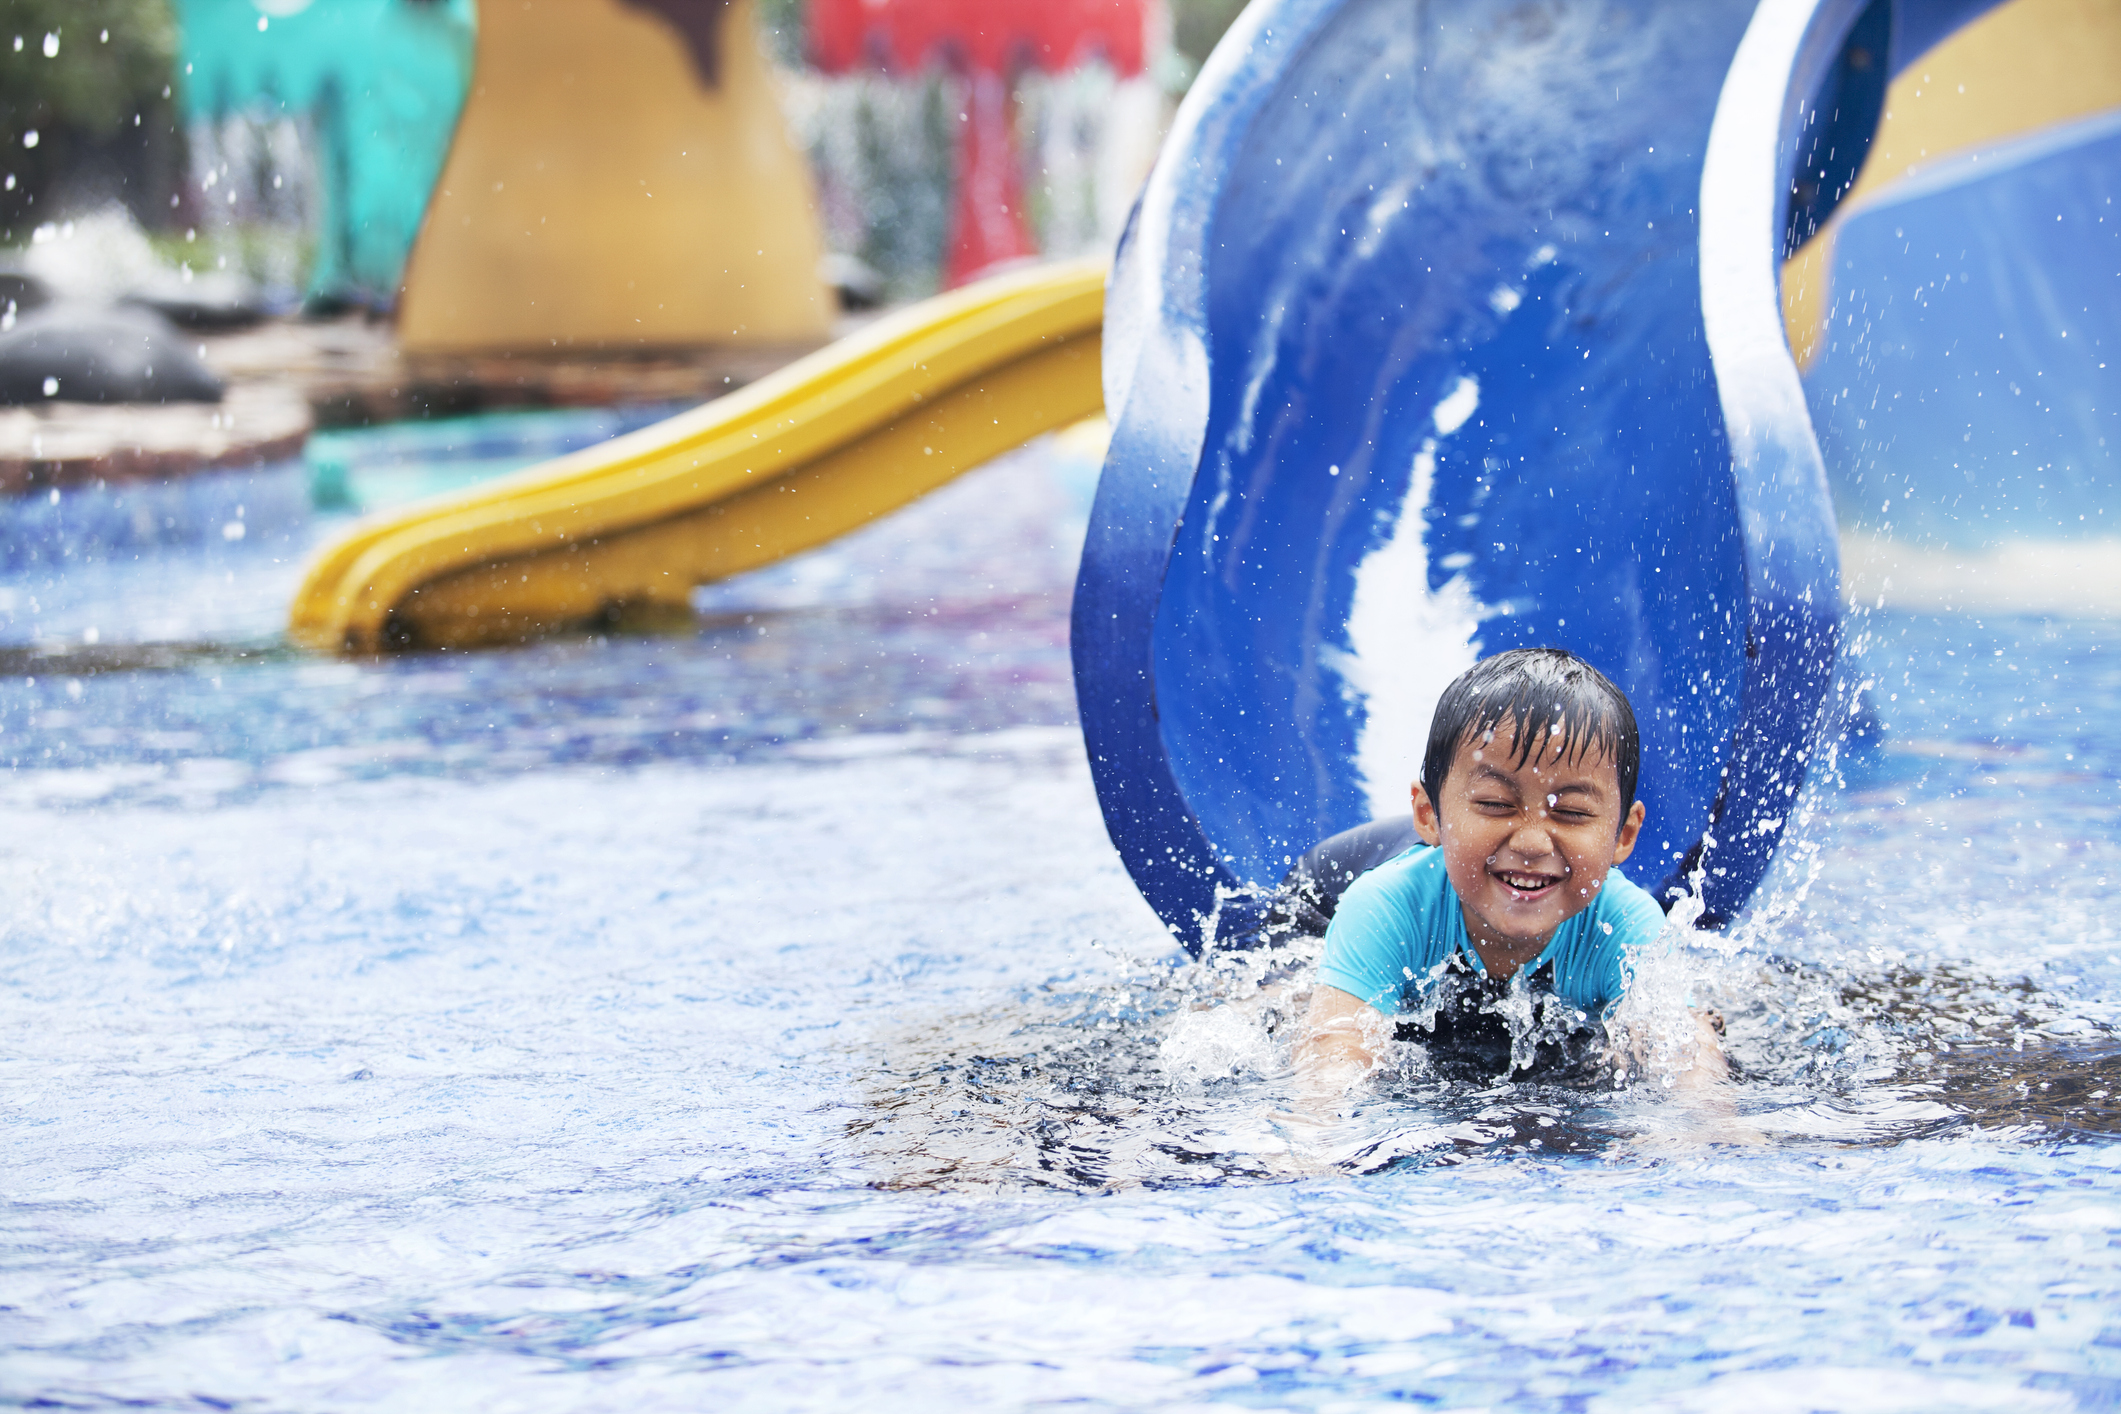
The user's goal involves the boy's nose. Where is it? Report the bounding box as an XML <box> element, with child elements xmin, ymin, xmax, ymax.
<box><xmin>1502</xmin><ymin>821</ymin><xmax>1560</xmax><ymax>859</ymax></box>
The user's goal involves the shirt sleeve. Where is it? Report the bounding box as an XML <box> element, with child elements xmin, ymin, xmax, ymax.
<box><xmin>1606</xmin><ymin>872</ymin><xmax>1669</xmax><ymax>944</ymax></box>
<box><xmin>1316</xmin><ymin>869</ymin><xmax>1416</xmax><ymax>1013</ymax></box>
<box><xmin>1591</xmin><ymin>872</ymin><xmax>1671</xmax><ymax>1012</ymax></box>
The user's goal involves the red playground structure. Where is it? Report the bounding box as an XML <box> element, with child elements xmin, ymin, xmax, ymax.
<box><xmin>808</xmin><ymin>0</ymin><xmax>1155</xmax><ymax>287</ymax></box>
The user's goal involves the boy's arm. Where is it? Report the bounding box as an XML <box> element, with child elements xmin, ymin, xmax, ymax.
<box><xmin>1297</xmin><ymin>857</ymin><xmax>1422</xmax><ymax>1104</ymax></box>
<box><xmin>1294</xmin><ymin>984</ymin><xmax>1393</xmax><ymax>1095</ymax></box>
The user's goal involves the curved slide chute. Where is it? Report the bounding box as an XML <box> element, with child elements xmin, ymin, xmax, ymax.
<box><xmin>1072</xmin><ymin>0</ymin><xmax>2017</xmax><ymax>946</ymax></box>
<box><xmin>291</xmin><ymin>258</ymin><xmax>1104</xmax><ymax>653</ymax></box>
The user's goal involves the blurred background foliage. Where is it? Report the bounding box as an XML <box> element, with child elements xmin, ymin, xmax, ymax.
<box><xmin>1170</xmin><ymin>0</ymin><xmax>1247</xmax><ymax>74</ymax></box>
<box><xmin>768</xmin><ymin>0</ymin><xmax>1250</xmax><ymax>298</ymax></box>
<box><xmin>2</xmin><ymin>0</ymin><xmax>1255</xmax><ymax>295</ymax></box>
<box><xmin>0</xmin><ymin>0</ymin><xmax>184</xmax><ymax>243</ymax></box>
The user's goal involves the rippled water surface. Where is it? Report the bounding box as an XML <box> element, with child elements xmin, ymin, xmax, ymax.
<box><xmin>4</xmin><ymin>432</ymin><xmax>2121</xmax><ymax>1411</ymax></box>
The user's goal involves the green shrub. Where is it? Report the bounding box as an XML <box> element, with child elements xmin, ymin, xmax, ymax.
<box><xmin>1172</xmin><ymin>0</ymin><xmax>1249</xmax><ymax>72</ymax></box>
<box><xmin>1</xmin><ymin>0</ymin><xmax>183</xmax><ymax>245</ymax></box>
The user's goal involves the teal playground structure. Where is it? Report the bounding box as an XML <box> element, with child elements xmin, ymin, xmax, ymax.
<box><xmin>173</xmin><ymin>0</ymin><xmax>474</xmax><ymax>309</ymax></box>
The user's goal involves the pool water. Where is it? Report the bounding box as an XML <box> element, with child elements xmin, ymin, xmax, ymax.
<box><xmin>3</xmin><ymin>428</ymin><xmax>2120</xmax><ymax>1411</ymax></box>
<box><xmin>305</xmin><ymin>404</ymin><xmax>694</xmax><ymax>514</ymax></box>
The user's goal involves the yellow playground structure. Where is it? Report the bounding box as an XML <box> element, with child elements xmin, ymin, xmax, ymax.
<box><xmin>291</xmin><ymin>259</ymin><xmax>1105</xmax><ymax>652</ymax></box>
<box><xmin>396</xmin><ymin>0</ymin><xmax>831</xmax><ymax>353</ymax></box>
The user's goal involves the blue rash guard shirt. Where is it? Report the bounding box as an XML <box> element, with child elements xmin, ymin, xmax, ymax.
<box><xmin>1315</xmin><ymin>846</ymin><xmax>1665</xmax><ymax>1019</ymax></box>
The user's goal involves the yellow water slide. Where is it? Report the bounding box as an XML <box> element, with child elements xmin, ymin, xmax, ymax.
<box><xmin>290</xmin><ymin>259</ymin><xmax>1106</xmax><ymax>653</ymax></box>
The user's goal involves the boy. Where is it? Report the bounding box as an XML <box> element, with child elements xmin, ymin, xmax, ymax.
<box><xmin>1295</xmin><ymin>647</ymin><xmax>1726</xmax><ymax>1087</ymax></box>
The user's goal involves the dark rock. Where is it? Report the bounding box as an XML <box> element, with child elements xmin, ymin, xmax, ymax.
<box><xmin>0</xmin><ymin>304</ymin><xmax>225</xmax><ymax>405</ymax></box>
<box><xmin>121</xmin><ymin>271</ymin><xmax>271</xmax><ymax>331</ymax></box>
<box><xmin>0</xmin><ymin>271</ymin><xmax>54</xmax><ymax>318</ymax></box>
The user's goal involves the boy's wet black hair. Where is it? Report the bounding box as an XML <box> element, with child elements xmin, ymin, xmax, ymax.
<box><xmin>1419</xmin><ymin>648</ymin><xmax>1641</xmax><ymax>818</ymax></box>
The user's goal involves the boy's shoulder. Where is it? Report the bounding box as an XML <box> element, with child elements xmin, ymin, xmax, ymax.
<box><xmin>1583</xmin><ymin>868</ymin><xmax>1665</xmax><ymax>937</ymax></box>
<box><xmin>1332</xmin><ymin>844</ymin><xmax>1458</xmax><ymax>937</ymax></box>
<box><xmin>1317</xmin><ymin>845</ymin><xmax>1460</xmax><ymax>1012</ymax></box>
<box><xmin>1541</xmin><ymin>869</ymin><xmax>1666</xmax><ymax>1017</ymax></box>
<box><xmin>1339</xmin><ymin>842</ymin><xmax>1447</xmax><ymax>903</ymax></box>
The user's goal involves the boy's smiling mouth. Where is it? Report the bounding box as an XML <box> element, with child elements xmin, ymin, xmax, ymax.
<box><xmin>1493</xmin><ymin>867</ymin><xmax>1564</xmax><ymax>899</ymax></box>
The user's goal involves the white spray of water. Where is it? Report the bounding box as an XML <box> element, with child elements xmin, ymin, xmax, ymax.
<box><xmin>20</xmin><ymin>207</ymin><xmax>171</xmax><ymax>304</ymax></box>
<box><xmin>1158</xmin><ymin>934</ymin><xmax>1321</xmax><ymax>1083</ymax></box>
<box><xmin>1604</xmin><ymin>882</ymin><xmax>1730</xmax><ymax>1087</ymax></box>
<box><xmin>1330</xmin><ymin>375</ymin><xmax>1491</xmax><ymax>818</ymax></box>
<box><xmin>1160</xmin><ymin>1001</ymin><xmax>1287</xmax><ymax>1082</ymax></box>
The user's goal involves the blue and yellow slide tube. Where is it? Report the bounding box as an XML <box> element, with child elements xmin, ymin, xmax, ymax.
<box><xmin>1073</xmin><ymin>0</ymin><xmax>2108</xmax><ymax>943</ymax></box>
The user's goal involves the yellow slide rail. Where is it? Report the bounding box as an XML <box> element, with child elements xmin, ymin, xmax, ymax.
<box><xmin>291</xmin><ymin>257</ymin><xmax>1107</xmax><ymax>653</ymax></box>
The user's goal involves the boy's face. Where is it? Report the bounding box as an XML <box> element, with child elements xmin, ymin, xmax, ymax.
<box><xmin>1411</xmin><ymin>716</ymin><xmax>1646</xmax><ymax>957</ymax></box>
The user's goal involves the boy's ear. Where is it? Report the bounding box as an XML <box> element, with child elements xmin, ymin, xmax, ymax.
<box><xmin>1411</xmin><ymin>783</ymin><xmax>1442</xmax><ymax>846</ymax></box>
<box><xmin>1612</xmin><ymin>798</ymin><xmax>1646</xmax><ymax>863</ymax></box>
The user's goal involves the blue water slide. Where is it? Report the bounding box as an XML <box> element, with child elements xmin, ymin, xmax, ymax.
<box><xmin>1072</xmin><ymin>0</ymin><xmax>2007</xmax><ymax>947</ymax></box>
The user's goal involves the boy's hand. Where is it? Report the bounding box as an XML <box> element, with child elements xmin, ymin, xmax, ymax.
<box><xmin>1606</xmin><ymin>1003</ymin><xmax>1730</xmax><ymax>1091</ymax></box>
<box><xmin>1680</xmin><ymin>1006</ymin><xmax>1731</xmax><ymax>1086</ymax></box>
